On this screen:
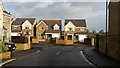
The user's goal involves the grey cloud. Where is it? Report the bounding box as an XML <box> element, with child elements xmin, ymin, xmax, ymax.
<box><xmin>3</xmin><ymin>2</ymin><xmax>106</xmax><ymax>32</ymax></box>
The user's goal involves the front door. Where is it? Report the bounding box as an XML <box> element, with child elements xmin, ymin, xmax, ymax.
<box><xmin>67</xmin><ymin>35</ymin><xmax>72</xmax><ymax>40</ymax></box>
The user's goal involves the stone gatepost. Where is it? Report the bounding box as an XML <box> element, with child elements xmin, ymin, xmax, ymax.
<box><xmin>91</xmin><ymin>38</ymin><xmax>95</xmax><ymax>46</ymax></box>
<box><xmin>26</xmin><ymin>35</ymin><xmax>31</xmax><ymax>49</ymax></box>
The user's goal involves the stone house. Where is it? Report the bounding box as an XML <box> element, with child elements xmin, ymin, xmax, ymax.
<box><xmin>3</xmin><ymin>10</ymin><xmax>13</xmax><ymax>42</ymax></box>
<box><xmin>0</xmin><ymin>1</ymin><xmax>4</xmax><ymax>43</ymax></box>
<box><xmin>11</xmin><ymin>18</ymin><xmax>37</xmax><ymax>37</ymax></box>
<box><xmin>36</xmin><ymin>20</ymin><xmax>61</xmax><ymax>41</ymax></box>
<box><xmin>64</xmin><ymin>19</ymin><xmax>87</xmax><ymax>42</ymax></box>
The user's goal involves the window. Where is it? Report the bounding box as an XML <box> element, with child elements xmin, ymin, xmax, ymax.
<box><xmin>69</xmin><ymin>28</ymin><xmax>73</xmax><ymax>31</ymax></box>
<box><xmin>14</xmin><ymin>26</ymin><xmax>18</xmax><ymax>29</ymax></box>
<box><xmin>54</xmin><ymin>27</ymin><xmax>59</xmax><ymax>30</ymax></box>
<box><xmin>39</xmin><ymin>33</ymin><xmax>44</xmax><ymax>39</ymax></box>
<box><xmin>80</xmin><ymin>28</ymin><xmax>84</xmax><ymax>31</ymax></box>
<box><xmin>25</xmin><ymin>27</ymin><xmax>29</xmax><ymax>29</ymax></box>
<box><xmin>76</xmin><ymin>35</ymin><xmax>78</xmax><ymax>40</ymax></box>
<box><xmin>53</xmin><ymin>24</ymin><xmax>59</xmax><ymax>30</ymax></box>
<box><xmin>39</xmin><ymin>27</ymin><xmax>44</xmax><ymax>30</ymax></box>
<box><xmin>68</xmin><ymin>35</ymin><xmax>72</xmax><ymax>40</ymax></box>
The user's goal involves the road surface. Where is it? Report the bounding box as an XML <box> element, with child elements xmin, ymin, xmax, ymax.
<box><xmin>4</xmin><ymin>43</ymin><xmax>95</xmax><ymax>67</ymax></box>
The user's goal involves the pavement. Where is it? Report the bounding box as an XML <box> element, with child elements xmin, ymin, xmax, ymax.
<box><xmin>82</xmin><ymin>45</ymin><xmax>120</xmax><ymax>67</ymax></box>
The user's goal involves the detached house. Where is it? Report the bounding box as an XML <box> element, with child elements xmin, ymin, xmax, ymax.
<box><xmin>36</xmin><ymin>20</ymin><xmax>61</xmax><ymax>41</ymax></box>
<box><xmin>0</xmin><ymin>1</ymin><xmax>4</xmax><ymax>42</ymax></box>
<box><xmin>3</xmin><ymin>10</ymin><xmax>13</xmax><ymax>42</ymax></box>
<box><xmin>64</xmin><ymin>19</ymin><xmax>87</xmax><ymax>42</ymax></box>
<box><xmin>11</xmin><ymin>18</ymin><xmax>36</xmax><ymax>36</ymax></box>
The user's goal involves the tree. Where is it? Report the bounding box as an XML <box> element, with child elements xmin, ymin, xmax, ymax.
<box><xmin>99</xmin><ymin>30</ymin><xmax>104</xmax><ymax>34</ymax></box>
<box><xmin>87</xmin><ymin>29</ymin><xmax>89</xmax><ymax>33</ymax></box>
<box><xmin>92</xmin><ymin>30</ymin><xmax>96</xmax><ymax>34</ymax></box>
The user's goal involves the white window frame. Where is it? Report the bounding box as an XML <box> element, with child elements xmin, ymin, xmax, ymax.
<box><xmin>54</xmin><ymin>26</ymin><xmax>59</xmax><ymax>30</ymax></box>
<box><xmin>14</xmin><ymin>26</ymin><xmax>18</xmax><ymax>29</ymax></box>
<box><xmin>39</xmin><ymin>27</ymin><xmax>44</xmax><ymax>30</ymax></box>
<box><xmin>53</xmin><ymin>24</ymin><xmax>59</xmax><ymax>30</ymax></box>
<box><xmin>25</xmin><ymin>26</ymin><xmax>29</xmax><ymax>29</ymax></box>
<box><xmin>80</xmin><ymin>28</ymin><xmax>84</xmax><ymax>31</ymax></box>
<box><xmin>69</xmin><ymin>27</ymin><xmax>73</xmax><ymax>31</ymax></box>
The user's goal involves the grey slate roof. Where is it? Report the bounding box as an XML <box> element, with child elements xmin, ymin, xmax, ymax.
<box><xmin>40</xmin><ymin>20</ymin><xmax>61</xmax><ymax>33</ymax></box>
<box><xmin>3</xmin><ymin>10</ymin><xmax>11</xmax><ymax>15</ymax></box>
<box><xmin>65</xmin><ymin>19</ymin><xmax>86</xmax><ymax>27</ymax></box>
<box><xmin>12</xmin><ymin>18</ymin><xmax>35</xmax><ymax>25</ymax></box>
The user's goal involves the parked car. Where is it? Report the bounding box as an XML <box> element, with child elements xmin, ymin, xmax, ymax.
<box><xmin>4</xmin><ymin>42</ymin><xmax>16</xmax><ymax>52</ymax></box>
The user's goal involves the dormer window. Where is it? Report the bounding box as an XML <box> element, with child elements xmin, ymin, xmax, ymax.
<box><xmin>54</xmin><ymin>27</ymin><xmax>59</xmax><ymax>30</ymax></box>
<box><xmin>53</xmin><ymin>24</ymin><xmax>59</xmax><ymax>30</ymax></box>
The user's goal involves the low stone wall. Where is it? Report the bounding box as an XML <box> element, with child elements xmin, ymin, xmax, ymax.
<box><xmin>0</xmin><ymin>52</ymin><xmax>11</xmax><ymax>59</ymax></box>
<box><xmin>108</xmin><ymin>35</ymin><xmax>120</xmax><ymax>61</ymax></box>
<box><xmin>84</xmin><ymin>38</ymin><xmax>95</xmax><ymax>46</ymax></box>
<box><xmin>32</xmin><ymin>38</ymin><xmax>39</xmax><ymax>44</ymax></box>
<box><xmin>98</xmin><ymin>35</ymin><xmax>120</xmax><ymax>61</ymax></box>
<box><xmin>84</xmin><ymin>38</ymin><xmax>91</xmax><ymax>45</ymax></box>
<box><xmin>56</xmin><ymin>38</ymin><xmax>65</xmax><ymax>44</ymax></box>
<box><xmin>65</xmin><ymin>40</ymin><xmax>74</xmax><ymax>45</ymax></box>
<box><xmin>99</xmin><ymin>35</ymin><xmax>106</xmax><ymax>54</ymax></box>
<box><xmin>56</xmin><ymin>37</ymin><xmax>74</xmax><ymax>45</ymax></box>
<box><xmin>15</xmin><ymin>43</ymin><xmax>31</xmax><ymax>50</ymax></box>
<box><xmin>12</xmin><ymin>35</ymin><xmax>31</xmax><ymax>51</ymax></box>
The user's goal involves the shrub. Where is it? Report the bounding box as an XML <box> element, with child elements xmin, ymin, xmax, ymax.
<box><xmin>0</xmin><ymin>43</ymin><xmax>8</xmax><ymax>53</ymax></box>
<box><xmin>49</xmin><ymin>38</ymin><xmax>56</xmax><ymax>43</ymax></box>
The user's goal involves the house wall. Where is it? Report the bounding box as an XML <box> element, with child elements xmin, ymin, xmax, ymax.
<box><xmin>75</xmin><ymin>27</ymin><xmax>86</xmax><ymax>32</ymax></box>
<box><xmin>22</xmin><ymin>20</ymin><xmax>32</xmax><ymax>29</ymax></box>
<box><xmin>64</xmin><ymin>21</ymin><xmax>76</xmax><ymax>32</ymax></box>
<box><xmin>11</xmin><ymin>25</ymin><xmax>21</xmax><ymax>32</ymax></box>
<box><xmin>75</xmin><ymin>28</ymin><xmax>80</xmax><ymax>32</ymax></box>
<box><xmin>3</xmin><ymin>12</ymin><xmax>13</xmax><ymax>41</ymax></box>
<box><xmin>32</xmin><ymin>20</ymin><xmax>37</xmax><ymax>36</ymax></box>
<box><xmin>22</xmin><ymin>20</ymin><xmax>33</xmax><ymax>36</ymax></box>
<box><xmin>78</xmin><ymin>34</ymin><xmax>87</xmax><ymax>42</ymax></box>
<box><xmin>11</xmin><ymin>32</ymin><xmax>20</xmax><ymax>36</ymax></box>
<box><xmin>0</xmin><ymin>2</ymin><xmax>3</xmax><ymax>42</ymax></box>
<box><xmin>52</xmin><ymin>33</ymin><xmax>60</xmax><ymax>38</ymax></box>
<box><xmin>36</xmin><ymin>21</ymin><xmax>48</xmax><ymax>41</ymax></box>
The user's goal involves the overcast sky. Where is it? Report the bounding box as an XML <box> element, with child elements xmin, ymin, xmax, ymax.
<box><xmin>2</xmin><ymin>0</ymin><xmax>108</xmax><ymax>32</ymax></box>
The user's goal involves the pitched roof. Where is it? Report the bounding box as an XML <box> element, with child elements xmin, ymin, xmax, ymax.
<box><xmin>65</xmin><ymin>19</ymin><xmax>86</xmax><ymax>27</ymax></box>
<box><xmin>40</xmin><ymin>20</ymin><xmax>61</xmax><ymax>33</ymax></box>
<box><xmin>3</xmin><ymin>10</ymin><xmax>11</xmax><ymax>15</ymax></box>
<box><xmin>12</xmin><ymin>18</ymin><xmax>36</xmax><ymax>25</ymax></box>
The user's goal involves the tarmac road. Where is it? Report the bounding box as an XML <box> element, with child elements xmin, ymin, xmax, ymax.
<box><xmin>3</xmin><ymin>43</ymin><xmax>95</xmax><ymax>67</ymax></box>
